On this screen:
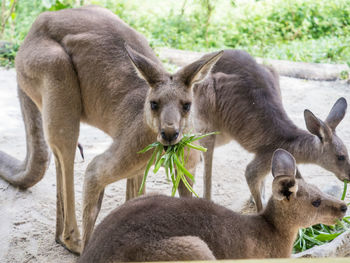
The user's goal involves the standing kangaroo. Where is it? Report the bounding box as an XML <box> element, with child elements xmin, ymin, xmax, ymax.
<box><xmin>79</xmin><ymin>149</ymin><xmax>347</xmax><ymax>262</ymax></box>
<box><xmin>0</xmin><ymin>6</ymin><xmax>223</xmax><ymax>253</ymax></box>
<box><xmin>192</xmin><ymin>49</ymin><xmax>350</xmax><ymax>211</ymax></box>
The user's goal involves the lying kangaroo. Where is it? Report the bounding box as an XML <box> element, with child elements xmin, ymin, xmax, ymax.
<box><xmin>79</xmin><ymin>149</ymin><xmax>347</xmax><ymax>262</ymax></box>
<box><xmin>192</xmin><ymin>49</ymin><xmax>350</xmax><ymax>211</ymax></box>
<box><xmin>0</xmin><ymin>6</ymin><xmax>223</xmax><ymax>253</ymax></box>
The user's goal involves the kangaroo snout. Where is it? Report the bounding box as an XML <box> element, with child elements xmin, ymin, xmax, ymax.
<box><xmin>324</xmin><ymin>199</ymin><xmax>348</xmax><ymax>224</ymax></box>
<box><xmin>159</xmin><ymin>124</ymin><xmax>181</xmax><ymax>145</ymax></box>
<box><xmin>340</xmin><ymin>204</ymin><xmax>347</xmax><ymax>213</ymax></box>
<box><xmin>161</xmin><ymin>129</ymin><xmax>179</xmax><ymax>143</ymax></box>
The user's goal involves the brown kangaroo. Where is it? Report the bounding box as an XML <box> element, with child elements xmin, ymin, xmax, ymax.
<box><xmin>0</xmin><ymin>6</ymin><xmax>223</xmax><ymax>254</ymax></box>
<box><xmin>192</xmin><ymin>49</ymin><xmax>350</xmax><ymax>211</ymax></box>
<box><xmin>79</xmin><ymin>149</ymin><xmax>347</xmax><ymax>262</ymax></box>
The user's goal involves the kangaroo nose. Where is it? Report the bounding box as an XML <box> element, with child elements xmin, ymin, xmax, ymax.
<box><xmin>161</xmin><ymin>130</ymin><xmax>179</xmax><ymax>143</ymax></box>
<box><xmin>340</xmin><ymin>204</ymin><xmax>347</xmax><ymax>213</ymax></box>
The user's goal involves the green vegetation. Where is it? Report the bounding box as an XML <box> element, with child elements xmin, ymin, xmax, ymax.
<box><xmin>138</xmin><ymin>132</ymin><xmax>217</xmax><ymax>197</ymax></box>
<box><xmin>1</xmin><ymin>0</ymin><xmax>349</xmax><ymax>67</ymax></box>
<box><xmin>293</xmin><ymin>218</ymin><xmax>350</xmax><ymax>253</ymax></box>
<box><xmin>293</xmin><ymin>180</ymin><xmax>350</xmax><ymax>253</ymax></box>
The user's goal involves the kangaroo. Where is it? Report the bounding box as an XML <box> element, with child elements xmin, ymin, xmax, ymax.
<box><xmin>0</xmin><ymin>6</ymin><xmax>223</xmax><ymax>254</ymax></box>
<box><xmin>191</xmin><ymin>49</ymin><xmax>350</xmax><ymax>211</ymax></box>
<box><xmin>79</xmin><ymin>149</ymin><xmax>347</xmax><ymax>262</ymax></box>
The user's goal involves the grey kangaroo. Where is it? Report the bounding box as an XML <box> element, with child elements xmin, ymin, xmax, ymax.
<box><xmin>0</xmin><ymin>6</ymin><xmax>223</xmax><ymax>253</ymax></box>
<box><xmin>79</xmin><ymin>149</ymin><xmax>347</xmax><ymax>262</ymax></box>
<box><xmin>192</xmin><ymin>49</ymin><xmax>349</xmax><ymax>211</ymax></box>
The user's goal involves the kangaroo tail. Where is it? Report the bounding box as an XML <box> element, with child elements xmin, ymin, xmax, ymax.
<box><xmin>0</xmin><ymin>87</ymin><xmax>50</xmax><ymax>189</ymax></box>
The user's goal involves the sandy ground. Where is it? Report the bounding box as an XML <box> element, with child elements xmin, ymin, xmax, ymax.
<box><xmin>0</xmin><ymin>67</ymin><xmax>349</xmax><ymax>263</ymax></box>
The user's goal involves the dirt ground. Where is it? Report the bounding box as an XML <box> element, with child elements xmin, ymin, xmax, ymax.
<box><xmin>0</xmin><ymin>67</ymin><xmax>349</xmax><ymax>263</ymax></box>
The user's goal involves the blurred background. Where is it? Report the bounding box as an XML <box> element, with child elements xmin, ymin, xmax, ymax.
<box><xmin>0</xmin><ymin>0</ymin><xmax>349</xmax><ymax>68</ymax></box>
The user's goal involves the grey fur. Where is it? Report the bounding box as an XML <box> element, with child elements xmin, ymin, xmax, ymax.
<box><xmin>0</xmin><ymin>6</ymin><xmax>222</xmax><ymax>253</ymax></box>
<box><xmin>192</xmin><ymin>49</ymin><xmax>350</xmax><ymax>211</ymax></box>
<box><xmin>79</xmin><ymin>149</ymin><xmax>347</xmax><ymax>262</ymax></box>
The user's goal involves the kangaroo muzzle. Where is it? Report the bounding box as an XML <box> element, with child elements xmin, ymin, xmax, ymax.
<box><xmin>158</xmin><ymin>105</ymin><xmax>182</xmax><ymax>145</ymax></box>
<box><xmin>158</xmin><ymin>123</ymin><xmax>181</xmax><ymax>145</ymax></box>
<box><xmin>161</xmin><ymin>128</ymin><xmax>179</xmax><ymax>143</ymax></box>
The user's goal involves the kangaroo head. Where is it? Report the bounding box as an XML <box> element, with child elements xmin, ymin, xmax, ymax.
<box><xmin>125</xmin><ymin>45</ymin><xmax>223</xmax><ymax>145</ymax></box>
<box><xmin>304</xmin><ymin>97</ymin><xmax>350</xmax><ymax>181</ymax></box>
<box><xmin>271</xmin><ymin>149</ymin><xmax>347</xmax><ymax>228</ymax></box>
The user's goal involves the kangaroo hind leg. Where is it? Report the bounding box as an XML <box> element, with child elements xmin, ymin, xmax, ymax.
<box><xmin>35</xmin><ymin>40</ymin><xmax>82</xmax><ymax>254</ymax></box>
<box><xmin>125</xmin><ymin>236</ymin><xmax>216</xmax><ymax>262</ymax></box>
<box><xmin>245</xmin><ymin>153</ymin><xmax>271</xmax><ymax>212</ymax></box>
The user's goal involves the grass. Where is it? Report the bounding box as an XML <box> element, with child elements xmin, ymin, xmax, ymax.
<box><xmin>137</xmin><ymin>132</ymin><xmax>218</xmax><ymax>197</ymax></box>
<box><xmin>293</xmin><ymin>180</ymin><xmax>349</xmax><ymax>253</ymax></box>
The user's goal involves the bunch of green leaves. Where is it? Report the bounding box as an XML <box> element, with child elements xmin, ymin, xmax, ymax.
<box><xmin>138</xmin><ymin>132</ymin><xmax>217</xmax><ymax>196</ymax></box>
<box><xmin>293</xmin><ymin>180</ymin><xmax>349</xmax><ymax>253</ymax></box>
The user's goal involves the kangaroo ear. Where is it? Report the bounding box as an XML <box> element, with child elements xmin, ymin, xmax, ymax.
<box><xmin>304</xmin><ymin>109</ymin><xmax>331</xmax><ymax>143</ymax></box>
<box><xmin>325</xmin><ymin>97</ymin><xmax>347</xmax><ymax>131</ymax></box>
<box><xmin>125</xmin><ymin>44</ymin><xmax>164</xmax><ymax>87</ymax></box>
<box><xmin>295</xmin><ymin>168</ymin><xmax>303</xmax><ymax>179</ymax></box>
<box><xmin>272</xmin><ymin>149</ymin><xmax>296</xmax><ymax>178</ymax></box>
<box><xmin>271</xmin><ymin>149</ymin><xmax>298</xmax><ymax>201</ymax></box>
<box><xmin>176</xmin><ymin>50</ymin><xmax>224</xmax><ymax>87</ymax></box>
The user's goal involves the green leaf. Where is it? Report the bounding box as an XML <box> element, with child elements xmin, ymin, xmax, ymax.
<box><xmin>302</xmin><ymin>234</ymin><xmax>323</xmax><ymax>245</ymax></box>
<box><xmin>186</xmin><ymin>143</ymin><xmax>208</xmax><ymax>152</ymax></box>
<box><xmin>137</xmin><ymin>142</ymin><xmax>160</xmax><ymax>153</ymax></box>
<box><xmin>153</xmin><ymin>156</ymin><xmax>165</xmax><ymax>173</ymax></box>
<box><xmin>164</xmin><ymin>165</ymin><xmax>170</xmax><ymax>182</ymax></box>
<box><xmin>190</xmin><ymin>131</ymin><xmax>219</xmax><ymax>142</ymax></box>
<box><xmin>180</xmin><ymin>174</ymin><xmax>198</xmax><ymax>197</ymax></box>
<box><xmin>172</xmin><ymin>169</ymin><xmax>182</xmax><ymax>196</ymax></box>
<box><xmin>315</xmin><ymin>232</ymin><xmax>342</xmax><ymax>242</ymax></box>
<box><xmin>138</xmin><ymin>147</ymin><xmax>157</xmax><ymax>195</ymax></box>
<box><xmin>173</xmin><ymin>154</ymin><xmax>194</xmax><ymax>181</ymax></box>
<box><xmin>152</xmin><ymin>145</ymin><xmax>164</xmax><ymax>172</ymax></box>
<box><xmin>341</xmin><ymin>180</ymin><xmax>348</xmax><ymax>201</ymax></box>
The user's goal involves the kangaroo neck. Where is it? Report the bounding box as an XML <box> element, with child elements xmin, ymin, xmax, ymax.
<box><xmin>218</xmin><ymin>206</ymin><xmax>297</xmax><ymax>258</ymax></box>
<box><xmin>259</xmin><ymin>199</ymin><xmax>299</xmax><ymax>258</ymax></box>
<box><xmin>280</xmin><ymin>130</ymin><xmax>322</xmax><ymax>164</ymax></box>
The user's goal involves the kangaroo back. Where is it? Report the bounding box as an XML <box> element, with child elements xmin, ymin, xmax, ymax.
<box><xmin>195</xmin><ymin>49</ymin><xmax>300</xmax><ymax>151</ymax></box>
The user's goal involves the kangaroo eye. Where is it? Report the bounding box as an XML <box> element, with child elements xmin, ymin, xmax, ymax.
<box><xmin>150</xmin><ymin>101</ymin><xmax>159</xmax><ymax>111</ymax></box>
<box><xmin>183</xmin><ymin>102</ymin><xmax>191</xmax><ymax>112</ymax></box>
<box><xmin>312</xmin><ymin>199</ymin><xmax>321</xmax><ymax>207</ymax></box>
<box><xmin>337</xmin><ymin>155</ymin><xmax>345</xmax><ymax>161</ymax></box>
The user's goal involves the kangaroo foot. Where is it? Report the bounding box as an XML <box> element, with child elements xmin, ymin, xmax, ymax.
<box><xmin>56</xmin><ymin>232</ymin><xmax>82</xmax><ymax>255</ymax></box>
<box><xmin>248</xmin><ymin>195</ymin><xmax>267</xmax><ymax>212</ymax></box>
